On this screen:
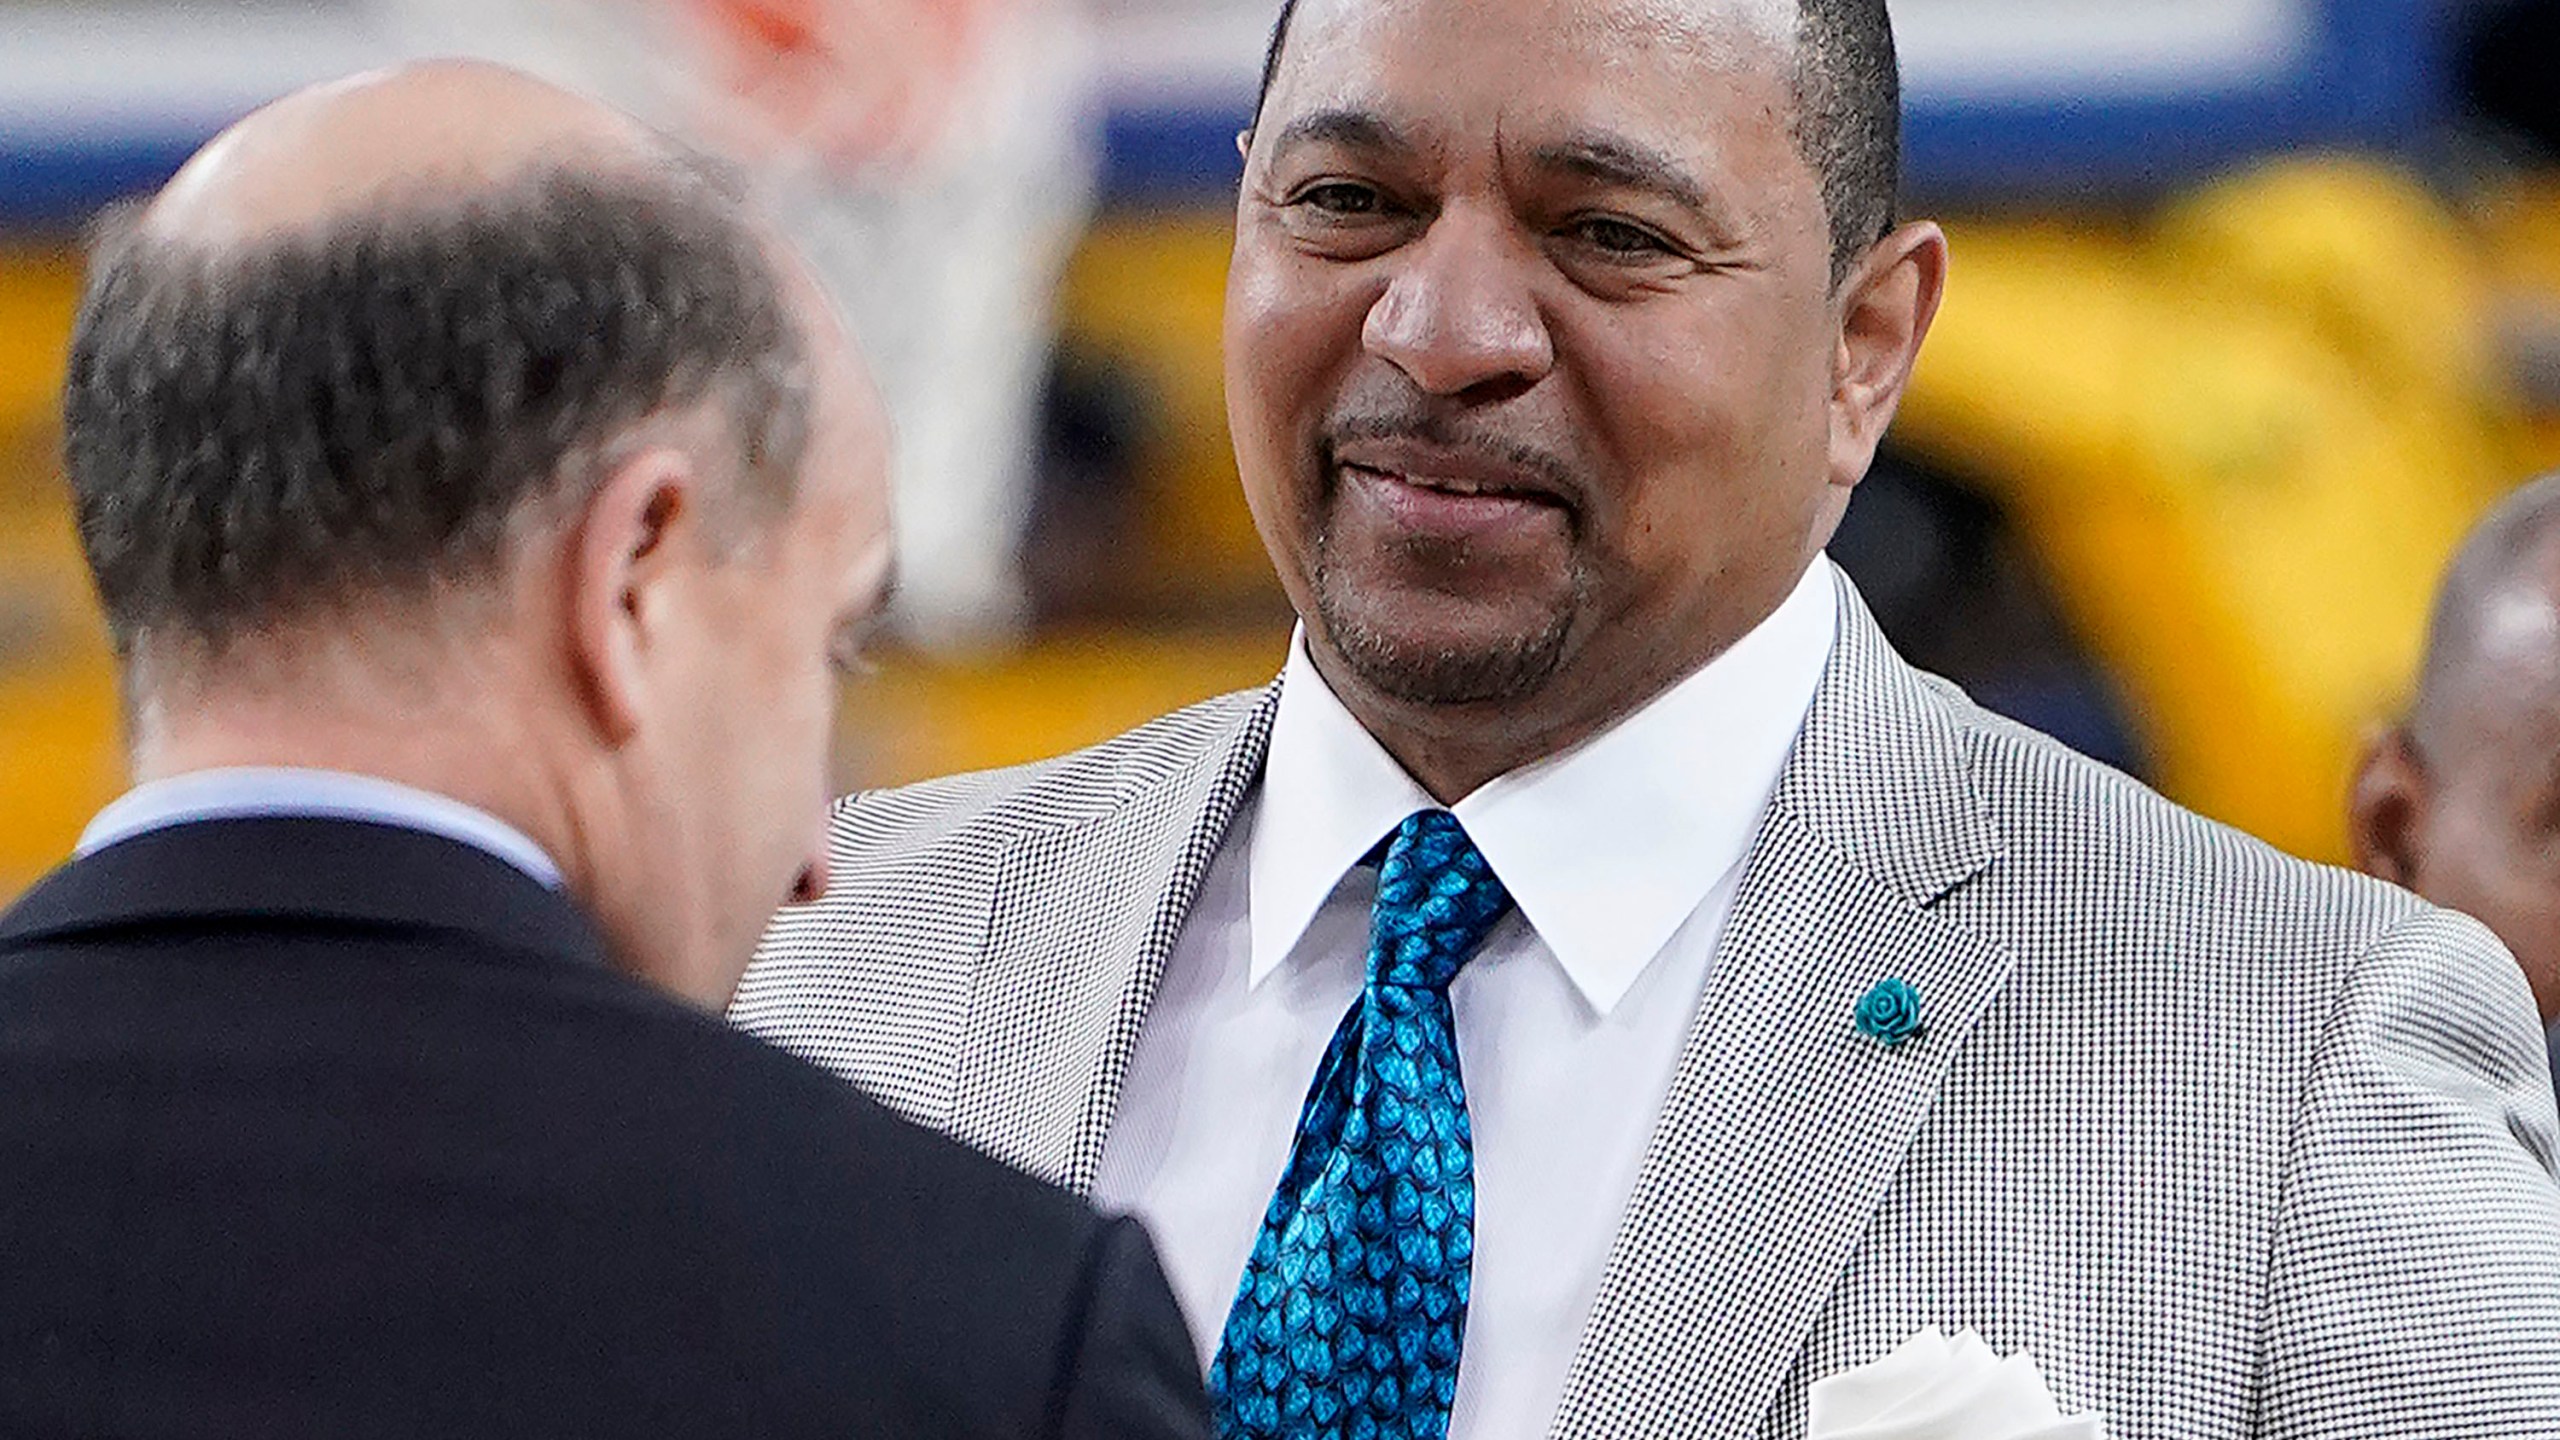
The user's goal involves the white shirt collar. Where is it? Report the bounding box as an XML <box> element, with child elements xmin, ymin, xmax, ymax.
<box><xmin>78</xmin><ymin>766</ymin><xmax>565</xmax><ymax>890</ymax></box>
<box><xmin>1248</xmin><ymin>555</ymin><xmax>1839</xmax><ymax>1014</ymax></box>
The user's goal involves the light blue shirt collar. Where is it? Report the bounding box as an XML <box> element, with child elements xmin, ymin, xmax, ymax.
<box><xmin>78</xmin><ymin>767</ymin><xmax>565</xmax><ymax>890</ymax></box>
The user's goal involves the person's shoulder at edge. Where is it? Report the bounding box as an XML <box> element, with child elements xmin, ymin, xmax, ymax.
<box><xmin>1933</xmin><ymin>660</ymin><xmax>2558</xmax><ymax>1126</ymax></box>
<box><xmin>1916</xmin><ymin>663</ymin><xmax>2433</xmax><ymax>946</ymax></box>
<box><xmin>1926</xmin><ymin>668</ymin><xmax>2560</xmax><ymax>1426</ymax></box>
<box><xmin>1913</xmin><ymin>666</ymin><xmax>2560</xmax><ymax>1201</ymax></box>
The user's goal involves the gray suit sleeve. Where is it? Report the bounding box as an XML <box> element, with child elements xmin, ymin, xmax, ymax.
<box><xmin>1050</xmin><ymin>1215</ymin><xmax>1213</xmax><ymax>1440</ymax></box>
<box><xmin>2255</xmin><ymin>906</ymin><xmax>2560</xmax><ymax>1436</ymax></box>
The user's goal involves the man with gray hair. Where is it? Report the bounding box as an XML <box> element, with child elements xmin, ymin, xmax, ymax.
<box><xmin>0</xmin><ymin>60</ymin><xmax>1206</xmax><ymax>1439</ymax></box>
<box><xmin>740</xmin><ymin>0</ymin><xmax>2560</xmax><ymax>1435</ymax></box>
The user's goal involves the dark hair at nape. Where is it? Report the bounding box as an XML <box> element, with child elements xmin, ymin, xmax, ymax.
<box><xmin>1251</xmin><ymin>0</ymin><xmax>1901</xmax><ymax>283</ymax></box>
<box><xmin>61</xmin><ymin>165</ymin><xmax>809</xmax><ymax>661</ymax></box>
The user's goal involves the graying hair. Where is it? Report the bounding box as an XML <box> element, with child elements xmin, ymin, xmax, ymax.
<box><xmin>61</xmin><ymin>163</ymin><xmax>809</xmax><ymax>660</ymax></box>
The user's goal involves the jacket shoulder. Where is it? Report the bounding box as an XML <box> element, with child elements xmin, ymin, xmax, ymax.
<box><xmin>0</xmin><ymin>925</ymin><xmax>1127</xmax><ymax>1434</ymax></box>
<box><xmin>1920</xmin><ymin>670</ymin><xmax>2428</xmax><ymax>961</ymax></box>
<box><xmin>735</xmin><ymin>685</ymin><xmax>1270</xmax><ymax>1120</ymax></box>
<box><xmin>533</xmin><ymin>994</ymin><xmax>1137</xmax><ymax>1430</ymax></box>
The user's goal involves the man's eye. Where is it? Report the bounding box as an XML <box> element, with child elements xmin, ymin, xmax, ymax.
<box><xmin>1292</xmin><ymin>182</ymin><xmax>1385</xmax><ymax>216</ymax></box>
<box><xmin>1569</xmin><ymin>216</ymin><xmax>1673</xmax><ymax>257</ymax></box>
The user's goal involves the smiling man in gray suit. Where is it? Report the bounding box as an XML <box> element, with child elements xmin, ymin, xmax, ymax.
<box><xmin>737</xmin><ymin>0</ymin><xmax>2560</xmax><ymax>1435</ymax></box>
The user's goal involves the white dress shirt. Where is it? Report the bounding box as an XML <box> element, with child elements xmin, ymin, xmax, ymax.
<box><xmin>1093</xmin><ymin>557</ymin><xmax>1841</xmax><ymax>1439</ymax></box>
<box><xmin>79</xmin><ymin>766</ymin><xmax>564</xmax><ymax>889</ymax></box>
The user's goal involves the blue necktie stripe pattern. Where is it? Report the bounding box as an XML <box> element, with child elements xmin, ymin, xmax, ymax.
<box><xmin>1210</xmin><ymin>809</ymin><xmax>1515</xmax><ymax>1440</ymax></box>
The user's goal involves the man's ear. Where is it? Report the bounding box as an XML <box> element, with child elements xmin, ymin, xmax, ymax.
<box><xmin>1829</xmin><ymin>220</ymin><xmax>1948</xmax><ymax>492</ymax></box>
<box><xmin>565</xmin><ymin>446</ymin><xmax>702</xmax><ymax>747</ymax></box>
<box><xmin>2348</xmin><ymin>722</ymin><xmax>2429</xmax><ymax>889</ymax></box>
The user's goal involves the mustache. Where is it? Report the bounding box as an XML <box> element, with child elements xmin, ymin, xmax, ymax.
<box><xmin>1318</xmin><ymin>410</ymin><xmax>1589</xmax><ymax>512</ymax></box>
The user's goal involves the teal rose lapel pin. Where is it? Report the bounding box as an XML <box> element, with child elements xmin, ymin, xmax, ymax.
<box><xmin>1855</xmin><ymin>978</ymin><xmax>1924</xmax><ymax>1048</ymax></box>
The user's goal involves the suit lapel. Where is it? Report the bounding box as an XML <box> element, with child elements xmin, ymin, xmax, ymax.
<box><xmin>1550</xmin><ymin>574</ymin><xmax>2014</xmax><ymax>1439</ymax></box>
<box><xmin>946</xmin><ymin>686</ymin><xmax>1279</xmax><ymax>1191</ymax></box>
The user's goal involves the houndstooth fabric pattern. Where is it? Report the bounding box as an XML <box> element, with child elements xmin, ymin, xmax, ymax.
<box><xmin>736</xmin><ymin>569</ymin><xmax>2560</xmax><ymax>1439</ymax></box>
<box><xmin>1210</xmin><ymin>811</ymin><xmax>1512</xmax><ymax>1440</ymax></box>
<box><xmin>737</xmin><ymin>687</ymin><xmax>1272</xmax><ymax>1189</ymax></box>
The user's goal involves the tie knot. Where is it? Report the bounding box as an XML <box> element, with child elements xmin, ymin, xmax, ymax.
<box><xmin>1368</xmin><ymin>810</ymin><xmax>1513</xmax><ymax>993</ymax></box>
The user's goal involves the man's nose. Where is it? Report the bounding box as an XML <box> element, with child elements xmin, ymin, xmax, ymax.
<box><xmin>1363</xmin><ymin>208</ymin><xmax>1556</xmax><ymax>397</ymax></box>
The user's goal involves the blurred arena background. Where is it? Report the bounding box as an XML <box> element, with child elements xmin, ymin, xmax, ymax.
<box><xmin>3</xmin><ymin>0</ymin><xmax>2559</xmax><ymax>897</ymax></box>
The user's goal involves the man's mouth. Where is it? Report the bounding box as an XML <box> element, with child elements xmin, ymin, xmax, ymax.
<box><xmin>1335</xmin><ymin>460</ymin><xmax>1571</xmax><ymax>547</ymax></box>
<box><xmin>1329</xmin><ymin>434</ymin><xmax>1577</xmax><ymax>515</ymax></box>
<box><xmin>1347</xmin><ymin>465</ymin><xmax>1550</xmax><ymax>501</ymax></box>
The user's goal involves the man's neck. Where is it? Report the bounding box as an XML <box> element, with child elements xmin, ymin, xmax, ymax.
<box><xmin>128</xmin><ymin>684</ymin><xmax>574</xmax><ymax>892</ymax></box>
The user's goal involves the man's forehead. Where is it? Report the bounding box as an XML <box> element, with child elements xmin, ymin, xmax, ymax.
<box><xmin>1575</xmin><ymin>0</ymin><xmax>1797</xmax><ymax>53</ymax></box>
<box><xmin>1277</xmin><ymin>0</ymin><xmax>1797</xmax><ymax>82</ymax></box>
<box><xmin>1259</xmin><ymin>0</ymin><xmax>1819</xmax><ymax>235</ymax></box>
<box><xmin>1264</xmin><ymin>0</ymin><xmax>1803</xmax><ymax>154</ymax></box>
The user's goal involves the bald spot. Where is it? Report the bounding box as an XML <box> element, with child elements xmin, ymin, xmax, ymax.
<box><xmin>141</xmin><ymin>60</ymin><xmax>670</xmax><ymax>250</ymax></box>
<box><xmin>2412</xmin><ymin>472</ymin><xmax>2560</xmax><ymax>755</ymax></box>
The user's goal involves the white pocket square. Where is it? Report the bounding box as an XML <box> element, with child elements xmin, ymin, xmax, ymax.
<box><xmin>1807</xmin><ymin>1327</ymin><xmax>2105</xmax><ymax>1440</ymax></box>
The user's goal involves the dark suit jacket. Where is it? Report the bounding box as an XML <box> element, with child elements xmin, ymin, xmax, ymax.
<box><xmin>0</xmin><ymin>817</ymin><xmax>1209</xmax><ymax>1440</ymax></box>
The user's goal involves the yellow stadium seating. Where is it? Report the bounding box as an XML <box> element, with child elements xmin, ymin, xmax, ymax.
<box><xmin>1896</xmin><ymin>158</ymin><xmax>2535</xmax><ymax>862</ymax></box>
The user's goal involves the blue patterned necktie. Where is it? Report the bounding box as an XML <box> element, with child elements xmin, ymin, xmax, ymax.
<box><xmin>1209</xmin><ymin>809</ymin><xmax>1515</xmax><ymax>1440</ymax></box>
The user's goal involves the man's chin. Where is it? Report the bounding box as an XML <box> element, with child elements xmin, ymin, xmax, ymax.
<box><xmin>1318</xmin><ymin>608</ymin><xmax>1576</xmax><ymax>709</ymax></box>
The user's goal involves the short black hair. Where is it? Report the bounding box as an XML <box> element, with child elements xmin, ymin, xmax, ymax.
<box><xmin>61</xmin><ymin>165</ymin><xmax>809</xmax><ymax>661</ymax></box>
<box><xmin>1252</xmin><ymin>0</ymin><xmax>1901</xmax><ymax>282</ymax></box>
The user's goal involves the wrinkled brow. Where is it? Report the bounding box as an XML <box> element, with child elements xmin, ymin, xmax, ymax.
<box><xmin>1531</xmin><ymin>133</ymin><xmax>1709</xmax><ymax>212</ymax></box>
<box><xmin>1530</xmin><ymin>129</ymin><xmax>1753</xmax><ymax>242</ymax></box>
<box><xmin>1263</xmin><ymin>108</ymin><xmax>1419</xmax><ymax>165</ymax></box>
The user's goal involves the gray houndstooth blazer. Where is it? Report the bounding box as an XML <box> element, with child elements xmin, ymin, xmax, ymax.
<box><xmin>738</xmin><ymin>570</ymin><xmax>2560</xmax><ymax>1439</ymax></box>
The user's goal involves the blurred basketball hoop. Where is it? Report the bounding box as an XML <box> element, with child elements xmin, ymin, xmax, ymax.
<box><xmin>676</xmin><ymin>0</ymin><xmax>1012</xmax><ymax>174</ymax></box>
<box><xmin>665</xmin><ymin>0</ymin><xmax>1106</xmax><ymax>645</ymax></box>
<box><xmin>374</xmin><ymin>0</ymin><xmax>1100</xmax><ymax>642</ymax></box>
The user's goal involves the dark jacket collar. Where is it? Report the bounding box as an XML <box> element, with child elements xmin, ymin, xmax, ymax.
<box><xmin>0</xmin><ymin>816</ymin><xmax>608</xmax><ymax>970</ymax></box>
